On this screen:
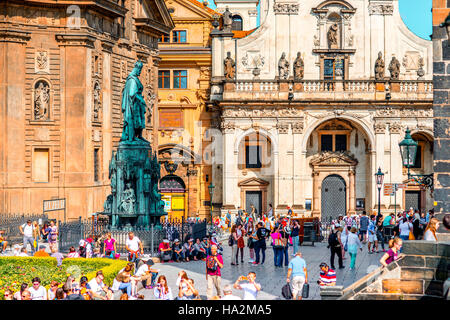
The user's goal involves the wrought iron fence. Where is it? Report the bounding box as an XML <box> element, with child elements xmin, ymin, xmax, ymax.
<box><xmin>57</xmin><ymin>217</ymin><xmax>208</xmax><ymax>256</ymax></box>
<box><xmin>0</xmin><ymin>213</ymin><xmax>49</xmax><ymax>246</ymax></box>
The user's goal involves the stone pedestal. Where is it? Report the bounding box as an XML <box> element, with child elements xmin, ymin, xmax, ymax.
<box><xmin>105</xmin><ymin>140</ymin><xmax>166</xmax><ymax>230</ymax></box>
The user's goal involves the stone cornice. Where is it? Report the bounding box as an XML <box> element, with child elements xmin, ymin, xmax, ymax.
<box><xmin>0</xmin><ymin>28</ymin><xmax>31</xmax><ymax>44</ymax></box>
<box><xmin>55</xmin><ymin>33</ymin><xmax>96</xmax><ymax>48</ymax></box>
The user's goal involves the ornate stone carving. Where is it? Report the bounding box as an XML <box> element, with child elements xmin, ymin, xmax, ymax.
<box><xmin>273</xmin><ymin>3</ymin><xmax>299</xmax><ymax>15</ymax></box>
<box><xmin>199</xmin><ymin>66</ymin><xmax>211</xmax><ymax>80</ymax></box>
<box><xmin>388</xmin><ymin>56</ymin><xmax>401</xmax><ymax>80</ymax></box>
<box><xmin>276</xmin><ymin>122</ymin><xmax>289</xmax><ymax>134</ymax></box>
<box><xmin>292</xmin><ymin>121</ymin><xmax>304</xmax><ymax>134</ymax></box>
<box><xmin>293</xmin><ymin>52</ymin><xmax>304</xmax><ymax>80</ymax></box>
<box><xmin>278</xmin><ymin>52</ymin><xmax>289</xmax><ymax>79</ymax></box>
<box><xmin>310</xmin><ymin>151</ymin><xmax>358</xmax><ymax>167</ymax></box>
<box><xmin>242</xmin><ymin>52</ymin><xmax>265</xmax><ymax>70</ymax></box>
<box><xmin>93</xmin><ymin>81</ymin><xmax>101</xmax><ymax>122</ymax></box>
<box><xmin>374</xmin><ymin>122</ymin><xmax>386</xmax><ymax>134</ymax></box>
<box><xmin>374</xmin><ymin>52</ymin><xmax>385</xmax><ymax>80</ymax></box>
<box><xmin>313</xmin><ymin>35</ymin><xmax>320</xmax><ymax>47</ymax></box>
<box><xmin>347</xmin><ymin>34</ymin><xmax>354</xmax><ymax>47</ymax></box>
<box><xmin>35</xmin><ymin>50</ymin><xmax>49</xmax><ymax>73</ymax></box>
<box><xmin>417</xmin><ymin>57</ymin><xmax>425</xmax><ymax>80</ymax></box>
<box><xmin>375</xmin><ymin>108</ymin><xmax>433</xmax><ymax>118</ymax></box>
<box><xmin>369</xmin><ymin>4</ymin><xmax>394</xmax><ymax>15</ymax></box>
<box><xmin>224</xmin><ymin>52</ymin><xmax>235</xmax><ymax>80</ymax></box>
<box><xmin>34</xmin><ymin>80</ymin><xmax>50</xmax><ymax>120</ymax></box>
<box><xmin>327</xmin><ymin>23</ymin><xmax>339</xmax><ymax>49</ymax></box>
<box><xmin>389</xmin><ymin>122</ymin><xmax>403</xmax><ymax>134</ymax></box>
<box><xmin>222</xmin><ymin>107</ymin><xmax>302</xmax><ymax>118</ymax></box>
<box><xmin>221</xmin><ymin>121</ymin><xmax>235</xmax><ymax>133</ymax></box>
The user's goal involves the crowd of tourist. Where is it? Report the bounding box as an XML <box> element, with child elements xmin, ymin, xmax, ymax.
<box><xmin>1</xmin><ymin>208</ymin><xmax>448</xmax><ymax>300</ymax></box>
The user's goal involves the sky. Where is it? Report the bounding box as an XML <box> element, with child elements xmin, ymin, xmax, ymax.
<box><xmin>206</xmin><ymin>0</ymin><xmax>432</xmax><ymax>40</ymax></box>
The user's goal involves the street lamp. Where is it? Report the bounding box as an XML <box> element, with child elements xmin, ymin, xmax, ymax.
<box><xmin>208</xmin><ymin>182</ymin><xmax>215</xmax><ymax>225</ymax></box>
<box><xmin>398</xmin><ymin>128</ymin><xmax>434</xmax><ymax>191</ymax></box>
<box><xmin>375</xmin><ymin>167</ymin><xmax>384</xmax><ymax>220</ymax></box>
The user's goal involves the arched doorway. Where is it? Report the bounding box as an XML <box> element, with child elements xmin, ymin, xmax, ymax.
<box><xmin>160</xmin><ymin>175</ymin><xmax>186</xmax><ymax>220</ymax></box>
<box><xmin>321</xmin><ymin>174</ymin><xmax>346</xmax><ymax>219</ymax></box>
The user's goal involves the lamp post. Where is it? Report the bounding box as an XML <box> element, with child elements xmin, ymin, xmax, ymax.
<box><xmin>375</xmin><ymin>167</ymin><xmax>385</xmax><ymax>221</ymax></box>
<box><xmin>208</xmin><ymin>182</ymin><xmax>215</xmax><ymax>226</ymax></box>
<box><xmin>399</xmin><ymin>128</ymin><xmax>434</xmax><ymax>191</ymax></box>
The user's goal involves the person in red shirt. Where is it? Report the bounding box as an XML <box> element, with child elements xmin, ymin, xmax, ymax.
<box><xmin>158</xmin><ymin>239</ymin><xmax>172</xmax><ymax>262</ymax></box>
<box><xmin>206</xmin><ymin>244</ymin><xmax>223</xmax><ymax>299</ymax></box>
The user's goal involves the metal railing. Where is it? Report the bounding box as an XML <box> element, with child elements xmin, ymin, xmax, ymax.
<box><xmin>0</xmin><ymin>213</ymin><xmax>49</xmax><ymax>246</ymax></box>
<box><xmin>57</xmin><ymin>217</ymin><xmax>208</xmax><ymax>256</ymax></box>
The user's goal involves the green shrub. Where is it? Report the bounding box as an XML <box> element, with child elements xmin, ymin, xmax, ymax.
<box><xmin>0</xmin><ymin>257</ymin><xmax>127</xmax><ymax>299</ymax></box>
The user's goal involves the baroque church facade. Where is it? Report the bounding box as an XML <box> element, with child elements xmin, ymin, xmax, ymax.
<box><xmin>209</xmin><ymin>0</ymin><xmax>434</xmax><ymax>219</ymax></box>
<box><xmin>0</xmin><ymin>0</ymin><xmax>174</xmax><ymax>220</ymax></box>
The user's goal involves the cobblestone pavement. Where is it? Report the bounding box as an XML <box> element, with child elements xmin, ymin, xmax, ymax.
<box><xmin>140</xmin><ymin>238</ymin><xmax>386</xmax><ymax>300</ymax></box>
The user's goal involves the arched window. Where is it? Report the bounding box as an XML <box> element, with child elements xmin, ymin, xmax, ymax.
<box><xmin>160</xmin><ymin>175</ymin><xmax>186</xmax><ymax>193</ymax></box>
<box><xmin>232</xmin><ymin>15</ymin><xmax>243</xmax><ymax>31</ymax></box>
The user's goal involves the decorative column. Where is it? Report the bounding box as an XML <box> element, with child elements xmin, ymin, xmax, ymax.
<box><xmin>221</xmin><ymin>121</ymin><xmax>237</xmax><ymax>209</ymax></box>
<box><xmin>312</xmin><ymin>171</ymin><xmax>321</xmax><ymax>217</ymax></box>
<box><xmin>348</xmin><ymin>168</ymin><xmax>356</xmax><ymax>214</ymax></box>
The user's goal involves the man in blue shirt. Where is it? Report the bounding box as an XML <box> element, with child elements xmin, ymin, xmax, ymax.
<box><xmin>286</xmin><ymin>252</ymin><xmax>308</xmax><ymax>300</ymax></box>
<box><xmin>359</xmin><ymin>211</ymin><xmax>369</xmax><ymax>243</ymax></box>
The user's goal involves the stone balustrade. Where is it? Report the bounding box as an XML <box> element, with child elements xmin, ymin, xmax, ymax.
<box><xmin>222</xmin><ymin>79</ymin><xmax>433</xmax><ymax>101</ymax></box>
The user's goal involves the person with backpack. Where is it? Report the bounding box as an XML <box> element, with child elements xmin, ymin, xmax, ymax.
<box><xmin>358</xmin><ymin>211</ymin><xmax>369</xmax><ymax>243</ymax></box>
<box><xmin>327</xmin><ymin>224</ymin><xmax>344</xmax><ymax>270</ymax></box>
<box><xmin>206</xmin><ymin>244</ymin><xmax>223</xmax><ymax>299</ymax></box>
<box><xmin>253</xmin><ymin>222</ymin><xmax>269</xmax><ymax>265</ymax></box>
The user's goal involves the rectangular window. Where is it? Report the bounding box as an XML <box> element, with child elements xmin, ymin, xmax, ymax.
<box><xmin>172</xmin><ymin>30</ymin><xmax>187</xmax><ymax>43</ymax></box>
<box><xmin>324</xmin><ymin>59</ymin><xmax>334</xmax><ymax>80</ymax></box>
<box><xmin>246</xmin><ymin>145</ymin><xmax>262</xmax><ymax>168</ymax></box>
<box><xmin>94</xmin><ymin>148</ymin><xmax>99</xmax><ymax>182</ymax></box>
<box><xmin>158</xmin><ymin>70</ymin><xmax>170</xmax><ymax>89</ymax></box>
<box><xmin>159</xmin><ymin>34</ymin><xmax>169</xmax><ymax>43</ymax></box>
<box><xmin>321</xmin><ymin>135</ymin><xmax>333</xmax><ymax>152</ymax></box>
<box><xmin>323</xmin><ymin>57</ymin><xmax>344</xmax><ymax>80</ymax></box>
<box><xmin>173</xmin><ymin>70</ymin><xmax>187</xmax><ymax>89</ymax></box>
<box><xmin>335</xmin><ymin>134</ymin><xmax>347</xmax><ymax>152</ymax></box>
<box><xmin>305</xmin><ymin>199</ymin><xmax>312</xmax><ymax>211</ymax></box>
<box><xmin>33</xmin><ymin>148</ymin><xmax>49</xmax><ymax>182</ymax></box>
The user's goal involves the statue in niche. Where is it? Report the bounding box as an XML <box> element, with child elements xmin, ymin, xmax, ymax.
<box><xmin>293</xmin><ymin>52</ymin><xmax>304</xmax><ymax>80</ymax></box>
<box><xmin>327</xmin><ymin>23</ymin><xmax>339</xmax><ymax>49</ymax></box>
<box><xmin>224</xmin><ymin>51</ymin><xmax>235</xmax><ymax>79</ymax></box>
<box><xmin>120</xmin><ymin>60</ymin><xmax>147</xmax><ymax>143</ymax></box>
<box><xmin>278</xmin><ymin>52</ymin><xmax>289</xmax><ymax>79</ymax></box>
<box><xmin>374</xmin><ymin>52</ymin><xmax>385</xmax><ymax>80</ymax></box>
<box><xmin>388</xmin><ymin>56</ymin><xmax>401</xmax><ymax>80</ymax></box>
<box><xmin>222</xmin><ymin>7</ymin><xmax>232</xmax><ymax>32</ymax></box>
<box><xmin>34</xmin><ymin>81</ymin><xmax>50</xmax><ymax>120</ymax></box>
<box><xmin>119</xmin><ymin>182</ymin><xmax>136</xmax><ymax>214</ymax></box>
<box><xmin>93</xmin><ymin>82</ymin><xmax>101</xmax><ymax>121</ymax></box>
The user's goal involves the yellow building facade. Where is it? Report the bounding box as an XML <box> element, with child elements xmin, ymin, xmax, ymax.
<box><xmin>157</xmin><ymin>0</ymin><xmax>216</xmax><ymax>220</ymax></box>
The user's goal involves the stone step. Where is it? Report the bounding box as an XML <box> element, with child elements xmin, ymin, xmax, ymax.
<box><xmin>382</xmin><ymin>279</ymin><xmax>445</xmax><ymax>295</ymax></box>
<box><xmin>353</xmin><ymin>293</ymin><xmax>443</xmax><ymax>300</ymax></box>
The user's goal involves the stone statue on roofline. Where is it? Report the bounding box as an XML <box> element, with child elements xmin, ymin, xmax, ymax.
<box><xmin>278</xmin><ymin>52</ymin><xmax>289</xmax><ymax>79</ymax></box>
<box><xmin>293</xmin><ymin>52</ymin><xmax>304</xmax><ymax>80</ymax></box>
<box><xmin>374</xmin><ymin>51</ymin><xmax>385</xmax><ymax>80</ymax></box>
<box><xmin>388</xmin><ymin>56</ymin><xmax>401</xmax><ymax>80</ymax></box>
<box><xmin>224</xmin><ymin>51</ymin><xmax>235</xmax><ymax>79</ymax></box>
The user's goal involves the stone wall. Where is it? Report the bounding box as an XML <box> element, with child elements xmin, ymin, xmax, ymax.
<box><xmin>433</xmin><ymin>0</ymin><xmax>450</xmax><ymax>240</ymax></box>
<box><xmin>321</xmin><ymin>241</ymin><xmax>450</xmax><ymax>300</ymax></box>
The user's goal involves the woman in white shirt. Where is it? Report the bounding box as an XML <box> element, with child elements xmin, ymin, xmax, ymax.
<box><xmin>398</xmin><ymin>217</ymin><xmax>413</xmax><ymax>241</ymax></box>
<box><xmin>340</xmin><ymin>226</ymin><xmax>349</xmax><ymax>260</ymax></box>
<box><xmin>154</xmin><ymin>275</ymin><xmax>173</xmax><ymax>300</ymax></box>
<box><xmin>423</xmin><ymin>218</ymin><xmax>439</xmax><ymax>241</ymax></box>
<box><xmin>346</xmin><ymin>227</ymin><xmax>362</xmax><ymax>270</ymax></box>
